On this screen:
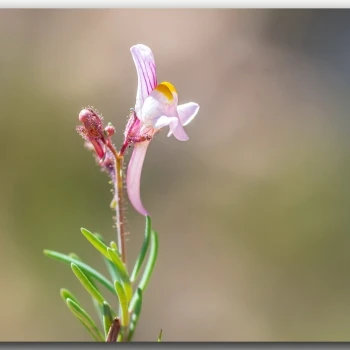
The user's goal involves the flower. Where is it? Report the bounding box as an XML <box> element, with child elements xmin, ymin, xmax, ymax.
<box><xmin>126</xmin><ymin>44</ymin><xmax>200</xmax><ymax>216</ymax></box>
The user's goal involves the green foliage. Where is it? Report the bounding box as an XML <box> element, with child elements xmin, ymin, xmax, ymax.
<box><xmin>43</xmin><ymin>250</ymin><xmax>115</xmax><ymax>294</ymax></box>
<box><xmin>114</xmin><ymin>280</ymin><xmax>129</xmax><ymax>328</ymax></box>
<box><xmin>80</xmin><ymin>228</ymin><xmax>110</xmax><ymax>261</ymax></box>
<box><xmin>71</xmin><ymin>263</ymin><xmax>106</xmax><ymax>306</ymax></box>
<box><xmin>65</xmin><ymin>298</ymin><xmax>104</xmax><ymax>342</ymax></box>
<box><xmin>130</xmin><ymin>216</ymin><xmax>152</xmax><ymax>283</ymax></box>
<box><xmin>102</xmin><ymin>302</ymin><xmax>114</xmax><ymax>338</ymax></box>
<box><xmin>107</xmin><ymin>248</ymin><xmax>132</xmax><ymax>301</ymax></box>
<box><xmin>129</xmin><ymin>229</ymin><xmax>159</xmax><ymax>312</ymax></box>
<box><xmin>128</xmin><ymin>288</ymin><xmax>143</xmax><ymax>341</ymax></box>
<box><xmin>44</xmin><ymin>215</ymin><xmax>159</xmax><ymax>342</ymax></box>
<box><xmin>158</xmin><ymin>329</ymin><xmax>163</xmax><ymax>342</ymax></box>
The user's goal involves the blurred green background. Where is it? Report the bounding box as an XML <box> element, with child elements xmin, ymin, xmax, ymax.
<box><xmin>1</xmin><ymin>8</ymin><xmax>350</xmax><ymax>341</ymax></box>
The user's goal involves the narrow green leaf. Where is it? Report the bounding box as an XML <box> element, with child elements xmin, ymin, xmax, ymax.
<box><xmin>60</xmin><ymin>288</ymin><xmax>79</xmax><ymax>304</ymax></box>
<box><xmin>43</xmin><ymin>250</ymin><xmax>115</xmax><ymax>295</ymax></box>
<box><xmin>65</xmin><ymin>298</ymin><xmax>104</xmax><ymax>342</ymax></box>
<box><xmin>69</xmin><ymin>253</ymin><xmax>103</xmax><ymax>324</ymax></box>
<box><xmin>129</xmin><ymin>230</ymin><xmax>159</xmax><ymax>311</ymax></box>
<box><xmin>94</xmin><ymin>234</ymin><xmax>120</xmax><ymax>283</ymax></box>
<box><xmin>68</xmin><ymin>252</ymin><xmax>104</xmax><ymax>326</ymax></box>
<box><xmin>103</xmin><ymin>302</ymin><xmax>114</xmax><ymax>338</ymax></box>
<box><xmin>158</xmin><ymin>329</ymin><xmax>163</xmax><ymax>342</ymax></box>
<box><xmin>114</xmin><ymin>281</ymin><xmax>129</xmax><ymax>328</ymax></box>
<box><xmin>80</xmin><ymin>228</ymin><xmax>110</xmax><ymax>260</ymax></box>
<box><xmin>127</xmin><ymin>288</ymin><xmax>143</xmax><ymax>341</ymax></box>
<box><xmin>130</xmin><ymin>216</ymin><xmax>152</xmax><ymax>283</ymax></box>
<box><xmin>107</xmin><ymin>248</ymin><xmax>132</xmax><ymax>301</ymax></box>
<box><xmin>138</xmin><ymin>230</ymin><xmax>159</xmax><ymax>291</ymax></box>
<box><xmin>71</xmin><ymin>263</ymin><xmax>105</xmax><ymax>305</ymax></box>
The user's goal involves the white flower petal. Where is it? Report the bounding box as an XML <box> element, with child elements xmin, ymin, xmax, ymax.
<box><xmin>167</xmin><ymin>119</ymin><xmax>189</xmax><ymax>141</ymax></box>
<box><xmin>154</xmin><ymin>115</ymin><xmax>177</xmax><ymax>129</ymax></box>
<box><xmin>141</xmin><ymin>88</ymin><xmax>177</xmax><ymax>127</ymax></box>
<box><xmin>177</xmin><ymin>102</ymin><xmax>200</xmax><ymax>126</ymax></box>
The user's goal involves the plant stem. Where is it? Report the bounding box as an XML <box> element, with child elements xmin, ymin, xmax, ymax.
<box><xmin>106</xmin><ymin>141</ymin><xmax>127</xmax><ymax>264</ymax></box>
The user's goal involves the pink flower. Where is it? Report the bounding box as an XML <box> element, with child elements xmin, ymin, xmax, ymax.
<box><xmin>126</xmin><ymin>44</ymin><xmax>200</xmax><ymax>216</ymax></box>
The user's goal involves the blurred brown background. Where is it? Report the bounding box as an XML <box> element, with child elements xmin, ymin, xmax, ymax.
<box><xmin>0</xmin><ymin>9</ymin><xmax>350</xmax><ymax>341</ymax></box>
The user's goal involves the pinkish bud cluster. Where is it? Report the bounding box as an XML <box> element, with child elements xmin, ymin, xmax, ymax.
<box><xmin>76</xmin><ymin>107</ymin><xmax>117</xmax><ymax>180</ymax></box>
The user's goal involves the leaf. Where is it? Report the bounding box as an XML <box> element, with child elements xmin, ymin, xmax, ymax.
<box><xmin>137</xmin><ymin>230</ymin><xmax>159</xmax><ymax>292</ymax></box>
<box><xmin>129</xmin><ymin>230</ymin><xmax>158</xmax><ymax>311</ymax></box>
<box><xmin>94</xmin><ymin>234</ymin><xmax>120</xmax><ymax>283</ymax></box>
<box><xmin>65</xmin><ymin>298</ymin><xmax>104</xmax><ymax>342</ymax></box>
<box><xmin>158</xmin><ymin>329</ymin><xmax>163</xmax><ymax>342</ymax></box>
<box><xmin>102</xmin><ymin>302</ymin><xmax>114</xmax><ymax>338</ymax></box>
<box><xmin>114</xmin><ymin>280</ymin><xmax>129</xmax><ymax>328</ymax></box>
<box><xmin>107</xmin><ymin>248</ymin><xmax>132</xmax><ymax>301</ymax></box>
<box><xmin>43</xmin><ymin>250</ymin><xmax>115</xmax><ymax>295</ymax></box>
<box><xmin>127</xmin><ymin>288</ymin><xmax>143</xmax><ymax>341</ymax></box>
<box><xmin>60</xmin><ymin>288</ymin><xmax>79</xmax><ymax>304</ymax></box>
<box><xmin>68</xmin><ymin>253</ymin><xmax>104</xmax><ymax>326</ymax></box>
<box><xmin>130</xmin><ymin>215</ymin><xmax>152</xmax><ymax>283</ymax></box>
<box><xmin>71</xmin><ymin>263</ymin><xmax>105</xmax><ymax>305</ymax></box>
<box><xmin>80</xmin><ymin>228</ymin><xmax>110</xmax><ymax>260</ymax></box>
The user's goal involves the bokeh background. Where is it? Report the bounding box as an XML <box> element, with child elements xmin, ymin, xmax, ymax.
<box><xmin>0</xmin><ymin>9</ymin><xmax>350</xmax><ymax>341</ymax></box>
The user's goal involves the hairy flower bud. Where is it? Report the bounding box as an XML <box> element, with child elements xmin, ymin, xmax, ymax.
<box><xmin>78</xmin><ymin>107</ymin><xmax>104</xmax><ymax>140</ymax></box>
<box><xmin>104</xmin><ymin>123</ymin><xmax>116</xmax><ymax>138</ymax></box>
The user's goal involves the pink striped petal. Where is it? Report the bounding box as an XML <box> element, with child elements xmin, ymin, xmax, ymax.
<box><xmin>130</xmin><ymin>45</ymin><xmax>158</xmax><ymax>117</ymax></box>
<box><xmin>177</xmin><ymin>102</ymin><xmax>200</xmax><ymax>126</ymax></box>
<box><xmin>126</xmin><ymin>141</ymin><xmax>150</xmax><ymax>216</ymax></box>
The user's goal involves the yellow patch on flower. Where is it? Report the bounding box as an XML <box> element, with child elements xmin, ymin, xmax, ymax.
<box><xmin>155</xmin><ymin>81</ymin><xmax>177</xmax><ymax>101</ymax></box>
<box><xmin>160</xmin><ymin>81</ymin><xmax>177</xmax><ymax>94</ymax></box>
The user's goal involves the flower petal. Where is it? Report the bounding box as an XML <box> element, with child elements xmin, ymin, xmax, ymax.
<box><xmin>126</xmin><ymin>141</ymin><xmax>150</xmax><ymax>216</ymax></box>
<box><xmin>130</xmin><ymin>45</ymin><xmax>157</xmax><ymax>117</ymax></box>
<box><xmin>167</xmin><ymin>119</ymin><xmax>189</xmax><ymax>141</ymax></box>
<box><xmin>177</xmin><ymin>102</ymin><xmax>200</xmax><ymax>126</ymax></box>
<box><xmin>153</xmin><ymin>115</ymin><xmax>177</xmax><ymax>129</ymax></box>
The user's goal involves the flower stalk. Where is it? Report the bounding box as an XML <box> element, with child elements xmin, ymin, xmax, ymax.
<box><xmin>106</xmin><ymin>140</ymin><xmax>127</xmax><ymax>264</ymax></box>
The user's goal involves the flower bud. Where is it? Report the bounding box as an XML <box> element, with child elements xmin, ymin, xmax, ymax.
<box><xmin>104</xmin><ymin>123</ymin><xmax>116</xmax><ymax>138</ymax></box>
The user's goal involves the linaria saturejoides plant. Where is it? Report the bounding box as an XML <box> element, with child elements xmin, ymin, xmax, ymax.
<box><xmin>44</xmin><ymin>44</ymin><xmax>199</xmax><ymax>342</ymax></box>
